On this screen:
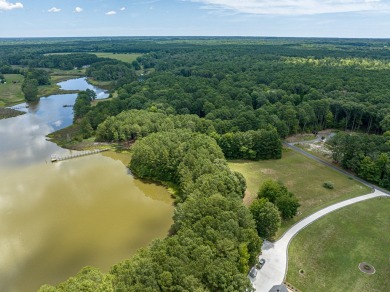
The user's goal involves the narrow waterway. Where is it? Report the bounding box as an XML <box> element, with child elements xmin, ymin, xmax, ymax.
<box><xmin>0</xmin><ymin>78</ymin><xmax>173</xmax><ymax>291</ymax></box>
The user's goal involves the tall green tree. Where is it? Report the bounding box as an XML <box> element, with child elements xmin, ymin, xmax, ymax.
<box><xmin>257</xmin><ymin>179</ymin><xmax>300</xmax><ymax>220</ymax></box>
<box><xmin>250</xmin><ymin>198</ymin><xmax>281</xmax><ymax>239</ymax></box>
<box><xmin>276</xmin><ymin>194</ymin><xmax>300</xmax><ymax>220</ymax></box>
<box><xmin>22</xmin><ymin>78</ymin><xmax>39</xmax><ymax>102</ymax></box>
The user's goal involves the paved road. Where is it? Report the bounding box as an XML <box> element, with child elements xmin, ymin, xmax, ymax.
<box><xmin>251</xmin><ymin>190</ymin><xmax>388</xmax><ymax>292</ymax></box>
<box><xmin>284</xmin><ymin>142</ymin><xmax>390</xmax><ymax>195</ymax></box>
<box><xmin>251</xmin><ymin>143</ymin><xmax>390</xmax><ymax>291</ymax></box>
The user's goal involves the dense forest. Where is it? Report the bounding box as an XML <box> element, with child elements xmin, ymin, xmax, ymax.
<box><xmin>1</xmin><ymin>37</ymin><xmax>389</xmax><ymax>290</ymax></box>
<box><xmin>328</xmin><ymin>132</ymin><xmax>390</xmax><ymax>188</ymax></box>
<box><xmin>2</xmin><ymin>38</ymin><xmax>390</xmax><ymax>138</ymax></box>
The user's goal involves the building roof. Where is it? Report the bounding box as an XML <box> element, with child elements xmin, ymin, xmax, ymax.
<box><xmin>269</xmin><ymin>284</ymin><xmax>289</xmax><ymax>292</ymax></box>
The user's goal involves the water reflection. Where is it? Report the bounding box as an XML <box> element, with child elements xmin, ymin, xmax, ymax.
<box><xmin>2</xmin><ymin>78</ymin><xmax>108</xmax><ymax>169</ymax></box>
<box><xmin>0</xmin><ymin>97</ymin><xmax>72</xmax><ymax>168</ymax></box>
<box><xmin>0</xmin><ymin>78</ymin><xmax>173</xmax><ymax>291</ymax></box>
<box><xmin>57</xmin><ymin>78</ymin><xmax>108</xmax><ymax>99</ymax></box>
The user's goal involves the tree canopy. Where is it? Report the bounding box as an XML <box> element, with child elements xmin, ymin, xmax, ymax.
<box><xmin>4</xmin><ymin>36</ymin><xmax>386</xmax><ymax>290</ymax></box>
<box><xmin>258</xmin><ymin>180</ymin><xmax>300</xmax><ymax>220</ymax></box>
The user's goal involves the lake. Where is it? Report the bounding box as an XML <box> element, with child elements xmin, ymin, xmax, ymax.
<box><xmin>0</xmin><ymin>78</ymin><xmax>173</xmax><ymax>291</ymax></box>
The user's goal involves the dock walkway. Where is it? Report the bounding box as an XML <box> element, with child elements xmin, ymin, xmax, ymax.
<box><xmin>51</xmin><ymin>149</ymin><xmax>109</xmax><ymax>162</ymax></box>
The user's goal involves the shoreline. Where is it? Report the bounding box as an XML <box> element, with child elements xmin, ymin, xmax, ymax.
<box><xmin>0</xmin><ymin>107</ymin><xmax>25</xmax><ymax>119</ymax></box>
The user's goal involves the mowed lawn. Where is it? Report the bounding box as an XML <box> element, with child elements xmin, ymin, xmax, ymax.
<box><xmin>0</xmin><ymin>74</ymin><xmax>25</xmax><ymax>106</ymax></box>
<box><xmin>287</xmin><ymin>197</ymin><xmax>390</xmax><ymax>292</ymax></box>
<box><xmin>229</xmin><ymin>148</ymin><xmax>371</xmax><ymax>236</ymax></box>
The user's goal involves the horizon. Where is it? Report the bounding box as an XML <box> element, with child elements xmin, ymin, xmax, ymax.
<box><xmin>1</xmin><ymin>36</ymin><xmax>390</xmax><ymax>41</ymax></box>
<box><xmin>1</xmin><ymin>0</ymin><xmax>390</xmax><ymax>38</ymax></box>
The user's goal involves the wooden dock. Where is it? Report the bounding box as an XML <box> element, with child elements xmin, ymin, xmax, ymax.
<box><xmin>10</xmin><ymin>105</ymin><xmax>29</xmax><ymax>110</ymax></box>
<box><xmin>51</xmin><ymin>149</ymin><xmax>109</xmax><ymax>162</ymax></box>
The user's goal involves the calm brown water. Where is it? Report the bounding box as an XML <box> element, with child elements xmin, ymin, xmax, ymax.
<box><xmin>0</xmin><ymin>79</ymin><xmax>173</xmax><ymax>291</ymax></box>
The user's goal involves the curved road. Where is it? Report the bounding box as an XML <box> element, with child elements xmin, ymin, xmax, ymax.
<box><xmin>251</xmin><ymin>143</ymin><xmax>390</xmax><ymax>292</ymax></box>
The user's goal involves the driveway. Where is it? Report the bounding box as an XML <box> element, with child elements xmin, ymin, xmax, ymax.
<box><xmin>251</xmin><ymin>190</ymin><xmax>388</xmax><ymax>291</ymax></box>
<box><xmin>251</xmin><ymin>142</ymin><xmax>389</xmax><ymax>291</ymax></box>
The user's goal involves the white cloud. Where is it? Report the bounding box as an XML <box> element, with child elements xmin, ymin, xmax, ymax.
<box><xmin>106</xmin><ymin>10</ymin><xmax>117</xmax><ymax>15</ymax></box>
<box><xmin>0</xmin><ymin>0</ymin><xmax>23</xmax><ymax>11</ymax></box>
<box><xmin>74</xmin><ymin>6</ymin><xmax>83</xmax><ymax>13</ymax></box>
<box><xmin>120</xmin><ymin>7</ymin><xmax>126</xmax><ymax>11</ymax></box>
<box><xmin>48</xmin><ymin>7</ymin><xmax>61</xmax><ymax>13</ymax></box>
<box><xmin>187</xmin><ymin>0</ymin><xmax>390</xmax><ymax>15</ymax></box>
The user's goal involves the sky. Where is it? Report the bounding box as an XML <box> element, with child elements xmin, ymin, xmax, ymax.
<box><xmin>0</xmin><ymin>0</ymin><xmax>390</xmax><ymax>38</ymax></box>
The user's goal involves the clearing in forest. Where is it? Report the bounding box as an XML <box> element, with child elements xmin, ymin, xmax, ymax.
<box><xmin>0</xmin><ymin>74</ymin><xmax>25</xmax><ymax>106</ymax></box>
<box><xmin>93</xmin><ymin>53</ymin><xmax>142</xmax><ymax>63</ymax></box>
<box><xmin>228</xmin><ymin>148</ymin><xmax>371</xmax><ymax>237</ymax></box>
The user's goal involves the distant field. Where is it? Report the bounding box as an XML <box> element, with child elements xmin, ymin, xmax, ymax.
<box><xmin>45</xmin><ymin>52</ymin><xmax>142</xmax><ymax>63</ymax></box>
<box><xmin>36</xmin><ymin>68</ymin><xmax>86</xmax><ymax>97</ymax></box>
<box><xmin>229</xmin><ymin>148</ymin><xmax>371</xmax><ymax>237</ymax></box>
<box><xmin>0</xmin><ymin>74</ymin><xmax>25</xmax><ymax>106</ymax></box>
<box><xmin>94</xmin><ymin>53</ymin><xmax>142</xmax><ymax>63</ymax></box>
<box><xmin>50</xmin><ymin>68</ymin><xmax>86</xmax><ymax>83</ymax></box>
<box><xmin>287</xmin><ymin>197</ymin><xmax>390</xmax><ymax>292</ymax></box>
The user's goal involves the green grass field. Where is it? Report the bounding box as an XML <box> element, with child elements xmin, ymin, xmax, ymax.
<box><xmin>229</xmin><ymin>148</ymin><xmax>371</xmax><ymax>237</ymax></box>
<box><xmin>0</xmin><ymin>74</ymin><xmax>25</xmax><ymax>106</ymax></box>
<box><xmin>39</xmin><ymin>68</ymin><xmax>87</xmax><ymax>96</ymax></box>
<box><xmin>86</xmin><ymin>78</ymin><xmax>112</xmax><ymax>90</ymax></box>
<box><xmin>287</xmin><ymin>197</ymin><xmax>390</xmax><ymax>292</ymax></box>
<box><xmin>0</xmin><ymin>70</ymin><xmax>85</xmax><ymax>106</ymax></box>
<box><xmin>94</xmin><ymin>52</ymin><xmax>142</xmax><ymax>63</ymax></box>
<box><xmin>49</xmin><ymin>68</ymin><xmax>86</xmax><ymax>83</ymax></box>
<box><xmin>45</xmin><ymin>52</ymin><xmax>142</xmax><ymax>63</ymax></box>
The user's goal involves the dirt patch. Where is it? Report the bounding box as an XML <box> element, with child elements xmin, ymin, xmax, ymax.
<box><xmin>285</xmin><ymin>180</ymin><xmax>295</xmax><ymax>188</ymax></box>
<box><xmin>243</xmin><ymin>189</ymin><xmax>256</xmax><ymax>206</ymax></box>
<box><xmin>307</xmin><ymin>143</ymin><xmax>332</xmax><ymax>156</ymax></box>
<box><xmin>261</xmin><ymin>168</ymin><xmax>276</xmax><ymax>175</ymax></box>
<box><xmin>285</xmin><ymin>134</ymin><xmax>316</xmax><ymax>143</ymax></box>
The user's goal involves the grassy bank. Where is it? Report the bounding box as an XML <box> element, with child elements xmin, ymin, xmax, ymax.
<box><xmin>0</xmin><ymin>70</ymin><xmax>85</xmax><ymax>107</ymax></box>
<box><xmin>229</xmin><ymin>147</ymin><xmax>371</xmax><ymax>237</ymax></box>
<box><xmin>0</xmin><ymin>107</ymin><xmax>25</xmax><ymax>119</ymax></box>
<box><xmin>0</xmin><ymin>74</ymin><xmax>25</xmax><ymax>106</ymax></box>
<box><xmin>49</xmin><ymin>68</ymin><xmax>86</xmax><ymax>83</ymax></box>
<box><xmin>47</xmin><ymin>125</ymin><xmax>124</xmax><ymax>153</ymax></box>
<box><xmin>287</xmin><ymin>197</ymin><xmax>390</xmax><ymax>292</ymax></box>
<box><xmin>38</xmin><ymin>68</ymin><xmax>86</xmax><ymax>97</ymax></box>
<box><xmin>86</xmin><ymin>78</ymin><xmax>112</xmax><ymax>90</ymax></box>
<box><xmin>38</xmin><ymin>85</ymin><xmax>79</xmax><ymax>97</ymax></box>
<box><xmin>46</xmin><ymin>124</ymin><xmax>109</xmax><ymax>150</ymax></box>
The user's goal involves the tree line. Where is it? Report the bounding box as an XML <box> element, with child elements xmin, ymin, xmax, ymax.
<box><xmin>68</xmin><ymin>46</ymin><xmax>390</xmax><ymax>142</ymax></box>
<box><xmin>328</xmin><ymin>132</ymin><xmax>390</xmax><ymax>189</ymax></box>
<box><xmin>94</xmin><ymin>109</ymin><xmax>282</xmax><ymax>161</ymax></box>
<box><xmin>21</xmin><ymin>69</ymin><xmax>50</xmax><ymax>102</ymax></box>
<box><xmin>2</xmin><ymin>37</ymin><xmax>390</xmax><ymax>136</ymax></box>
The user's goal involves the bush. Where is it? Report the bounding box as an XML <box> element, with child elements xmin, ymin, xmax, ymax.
<box><xmin>323</xmin><ymin>181</ymin><xmax>334</xmax><ymax>189</ymax></box>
